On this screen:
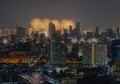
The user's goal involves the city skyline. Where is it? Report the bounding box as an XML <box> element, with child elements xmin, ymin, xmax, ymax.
<box><xmin>0</xmin><ymin>0</ymin><xmax>120</xmax><ymax>31</ymax></box>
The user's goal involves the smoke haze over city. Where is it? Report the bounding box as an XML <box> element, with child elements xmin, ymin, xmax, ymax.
<box><xmin>30</xmin><ymin>18</ymin><xmax>75</xmax><ymax>33</ymax></box>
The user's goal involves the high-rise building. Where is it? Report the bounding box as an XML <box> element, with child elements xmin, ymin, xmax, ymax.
<box><xmin>73</xmin><ymin>22</ymin><xmax>80</xmax><ymax>38</ymax></box>
<box><xmin>76</xmin><ymin>22</ymin><xmax>80</xmax><ymax>34</ymax></box>
<box><xmin>116</xmin><ymin>27</ymin><xmax>119</xmax><ymax>38</ymax></box>
<box><xmin>94</xmin><ymin>26</ymin><xmax>99</xmax><ymax>38</ymax></box>
<box><xmin>111</xmin><ymin>39</ymin><xmax>120</xmax><ymax>71</ymax></box>
<box><xmin>111</xmin><ymin>38</ymin><xmax>120</xmax><ymax>62</ymax></box>
<box><xmin>16</xmin><ymin>26</ymin><xmax>26</xmax><ymax>38</ymax></box>
<box><xmin>0</xmin><ymin>27</ymin><xmax>16</xmax><ymax>36</ymax></box>
<box><xmin>80</xmin><ymin>43</ymin><xmax>92</xmax><ymax>66</ymax></box>
<box><xmin>80</xmin><ymin>43</ymin><xmax>108</xmax><ymax>67</ymax></box>
<box><xmin>69</xmin><ymin>25</ymin><xmax>73</xmax><ymax>37</ymax></box>
<box><xmin>47</xmin><ymin>41</ymin><xmax>67</xmax><ymax>64</ymax></box>
<box><xmin>53</xmin><ymin>30</ymin><xmax>61</xmax><ymax>41</ymax></box>
<box><xmin>49</xmin><ymin>22</ymin><xmax>56</xmax><ymax>38</ymax></box>
<box><xmin>40</xmin><ymin>33</ymin><xmax>45</xmax><ymax>43</ymax></box>
<box><xmin>63</xmin><ymin>33</ymin><xmax>69</xmax><ymax>44</ymax></box>
<box><xmin>94</xmin><ymin>44</ymin><xmax>108</xmax><ymax>66</ymax></box>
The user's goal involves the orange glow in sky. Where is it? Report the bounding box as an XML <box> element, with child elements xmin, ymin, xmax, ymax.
<box><xmin>29</xmin><ymin>18</ymin><xmax>75</xmax><ymax>34</ymax></box>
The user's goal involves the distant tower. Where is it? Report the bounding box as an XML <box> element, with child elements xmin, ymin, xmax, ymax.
<box><xmin>95</xmin><ymin>26</ymin><xmax>99</xmax><ymax>33</ymax></box>
<box><xmin>69</xmin><ymin>25</ymin><xmax>73</xmax><ymax>36</ymax></box>
<box><xmin>94</xmin><ymin>26</ymin><xmax>99</xmax><ymax>38</ymax></box>
<box><xmin>16</xmin><ymin>26</ymin><xmax>26</xmax><ymax>38</ymax></box>
<box><xmin>74</xmin><ymin>22</ymin><xmax>80</xmax><ymax>37</ymax></box>
<box><xmin>76</xmin><ymin>22</ymin><xmax>80</xmax><ymax>34</ymax></box>
<box><xmin>49</xmin><ymin>22</ymin><xmax>56</xmax><ymax>38</ymax></box>
<box><xmin>16</xmin><ymin>20</ymin><xmax>27</xmax><ymax>38</ymax></box>
<box><xmin>116</xmin><ymin>27</ymin><xmax>119</xmax><ymax>38</ymax></box>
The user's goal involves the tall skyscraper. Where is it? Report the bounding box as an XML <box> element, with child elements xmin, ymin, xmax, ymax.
<box><xmin>116</xmin><ymin>27</ymin><xmax>119</xmax><ymax>38</ymax></box>
<box><xmin>94</xmin><ymin>26</ymin><xmax>99</xmax><ymax>38</ymax></box>
<box><xmin>76</xmin><ymin>22</ymin><xmax>80</xmax><ymax>36</ymax></box>
<box><xmin>111</xmin><ymin>38</ymin><xmax>120</xmax><ymax>62</ymax></box>
<box><xmin>69</xmin><ymin>25</ymin><xmax>73</xmax><ymax>36</ymax></box>
<box><xmin>49</xmin><ymin>22</ymin><xmax>56</xmax><ymax>38</ymax></box>
<box><xmin>73</xmin><ymin>22</ymin><xmax>80</xmax><ymax>37</ymax></box>
<box><xmin>111</xmin><ymin>39</ymin><xmax>120</xmax><ymax>71</ymax></box>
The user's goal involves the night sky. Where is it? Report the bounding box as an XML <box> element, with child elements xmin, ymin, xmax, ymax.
<box><xmin>0</xmin><ymin>0</ymin><xmax>120</xmax><ymax>31</ymax></box>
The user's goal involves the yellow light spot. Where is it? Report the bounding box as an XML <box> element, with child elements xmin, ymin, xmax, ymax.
<box><xmin>29</xmin><ymin>18</ymin><xmax>75</xmax><ymax>34</ymax></box>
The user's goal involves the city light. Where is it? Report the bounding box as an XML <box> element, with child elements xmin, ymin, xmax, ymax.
<box><xmin>1</xmin><ymin>0</ymin><xmax>120</xmax><ymax>83</ymax></box>
<box><xmin>71</xmin><ymin>37</ymin><xmax>78</xmax><ymax>43</ymax></box>
<box><xmin>29</xmin><ymin>18</ymin><xmax>75</xmax><ymax>34</ymax></box>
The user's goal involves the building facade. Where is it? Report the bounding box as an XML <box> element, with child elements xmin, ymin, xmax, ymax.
<box><xmin>80</xmin><ymin>43</ymin><xmax>108</xmax><ymax>67</ymax></box>
<box><xmin>0</xmin><ymin>27</ymin><xmax>16</xmax><ymax>36</ymax></box>
<box><xmin>94</xmin><ymin>44</ymin><xmax>108</xmax><ymax>66</ymax></box>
